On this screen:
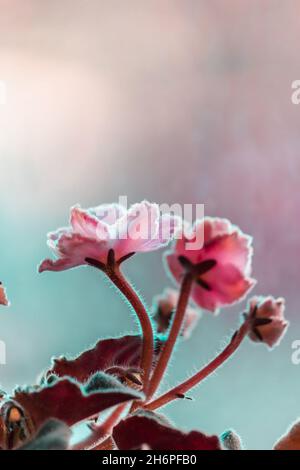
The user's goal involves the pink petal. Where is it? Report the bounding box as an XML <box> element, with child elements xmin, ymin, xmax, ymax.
<box><xmin>200</xmin><ymin>232</ymin><xmax>253</xmax><ymax>276</ymax></box>
<box><xmin>173</xmin><ymin>232</ymin><xmax>200</xmax><ymax>264</ymax></box>
<box><xmin>152</xmin><ymin>288</ymin><xmax>200</xmax><ymax>338</ymax></box>
<box><xmin>250</xmin><ymin>320</ymin><xmax>288</xmax><ymax>348</ymax></box>
<box><xmin>164</xmin><ymin>252</ymin><xmax>184</xmax><ymax>285</ymax></box>
<box><xmin>47</xmin><ymin>227</ymin><xmax>71</xmax><ymax>254</ymax></box>
<box><xmin>114</xmin><ymin>202</ymin><xmax>161</xmax><ymax>260</ymax></box>
<box><xmin>248</xmin><ymin>296</ymin><xmax>288</xmax><ymax>348</ymax></box>
<box><xmin>70</xmin><ymin>206</ymin><xmax>109</xmax><ymax>240</ymax></box>
<box><xmin>39</xmin><ymin>233</ymin><xmax>109</xmax><ymax>272</ymax></box>
<box><xmin>173</xmin><ymin>218</ymin><xmax>231</xmax><ymax>264</ymax></box>
<box><xmin>192</xmin><ymin>264</ymin><xmax>255</xmax><ymax>312</ymax></box>
<box><xmin>165</xmin><ymin>217</ymin><xmax>255</xmax><ymax>313</ymax></box>
<box><xmin>38</xmin><ymin>257</ymin><xmax>80</xmax><ymax>273</ymax></box>
<box><xmin>58</xmin><ymin>233</ymin><xmax>107</xmax><ymax>260</ymax></box>
<box><xmin>158</xmin><ymin>214</ymin><xmax>183</xmax><ymax>242</ymax></box>
<box><xmin>149</xmin><ymin>214</ymin><xmax>183</xmax><ymax>249</ymax></box>
<box><xmin>41</xmin><ymin>201</ymin><xmax>182</xmax><ymax>272</ymax></box>
<box><xmin>201</xmin><ymin>217</ymin><xmax>232</xmax><ymax>243</ymax></box>
<box><xmin>92</xmin><ymin>203</ymin><xmax>127</xmax><ymax>225</ymax></box>
<box><xmin>182</xmin><ymin>306</ymin><xmax>200</xmax><ymax>338</ymax></box>
<box><xmin>255</xmin><ymin>296</ymin><xmax>286</xmax><ymax>320</ymax></box>
<box><xmin>173</xmin><ymin>218</ymin><xmax>253</xmax><ymax>274</ymax></box>
<box><xmin>126</xmin><ymin>201</ymin><xmax>160</xmax><ymax>241</ymax></box>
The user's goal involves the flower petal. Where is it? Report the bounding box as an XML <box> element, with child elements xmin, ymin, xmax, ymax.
<box><xmin>70</xmin><ymin>206</ymin><xmax>100</xmax><ymax>239</ymax></box>
<box><xmin>39</xmin><ymin>232</ymin><xmax>109</xmax><ymax>272</ymax></box>
<box><xmin>38</xmin><ymin>257</ymin><xmax>79</xmax><ymax>273</ymax></box>
<box><xmin>199</xmin><ymin>231</ymin><xmax>253</xmax><ymax>276</ymax></box>
<box><xmin>247</xmin><ymin>296</ymin><xmax>288</xmax><ymax>348</ymax></box>
<box><xmin>164</xmin><ymin>252</ymin><xmax>183</xmax><ymax>284</ymax></box>
<box><xmin>152</xmin><ymin>288</ymin><xmax>200</xmax><ymax>338</ymax></box>
<box><xmin>92</xmin><ymin>203</ymin><xmax>127</xmax><ymax>225</ymax></box>
<box><xmin>147</xmin><ymin>214</ymin><xmax>183</xmax><ymax>251</ymax></box>
<box><xmin>174</xmin><ymin>218</ymin><xmax>252</xmax><ymax>272</ymax></box>
<box><xmin>254</xmin><ymin>321</ymin><xmax>288</xmax><ymax>348</ymax></box>
<box><xmin>165</xmin><ymin>217</ymin><xmax>255</xmax><ymax>312</ymax></box>
<box><xmin>113</xmin><ymin>201</ymin><xmax>160</xmax><ymax>259</ymax></box>
<box><xmin>40</xmin><ymin>201</ymin><xmax>181</xmax><ymax>272</ymax></box>
<box><xmin>192</xmin><ymin>264</ymin><xmax>255</xmax><ymax>312</ymax></box>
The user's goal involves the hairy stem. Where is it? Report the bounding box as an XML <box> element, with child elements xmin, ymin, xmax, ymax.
<box><xmin>107</xmin><ymin>266</ymin><xmax>154</xmax><ymax>393</ymax></box>
<box><xmin>92</xmin><ymin>437</ymin><xmax>115</xmax><ymax>450</ymax></box>
<box><xmin>146</xmin><ymin>273</ymin><xmax>193</xmax><ymax>401</ymax></box>
<box><xmin>71</xmin><ymin>403</ymin><xmax>127</xmax><ymax>450</ymax></box>
<box><xmin>144</xmin><ymin>320</ymin><xmax>250</xmax><ymax>411</ymax></box>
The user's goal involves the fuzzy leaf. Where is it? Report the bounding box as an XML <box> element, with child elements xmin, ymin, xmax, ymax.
<box><xmin>18</xmin><ymin>419</ymin><xmax>71</xmax><ymax>450</ymax></box>
<box><xmin>45</xmin><ymin>335</ymin><xmax>163</xmax><ymax>383</ymax></box>
<box><xmin>113</xmin><ymin>411</ymin><xmax>221</xmax><ymax>450</ymax></box>
<box><xmin>12</xmin><ymin>374</ymin><xmax>141</xmax><ymax>429</ymax></box>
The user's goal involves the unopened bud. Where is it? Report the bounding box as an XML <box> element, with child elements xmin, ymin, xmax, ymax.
<box><xmin>221</xmin><ymin>429</ymin><xmax>243</xmax><ymax>450</ymax></box>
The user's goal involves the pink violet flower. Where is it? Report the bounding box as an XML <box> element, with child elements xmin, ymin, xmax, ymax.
<box><xmin>39</xmin><ymin>201</ymin><xmax>181</xmax><ymax>273</ymax></box>
<box><xmin>246</xmin><ymin>296</ymin><xmax>288</xmax><ymax>348</ymax></box>
<box><xmin>152</xmin><ymin>288</ymin><xmax>200</xmax><ymax>339</ymax></box>
<box><xmin>0</xmin><ymin>283</ymin><xmax>9</xmax><ymax>306</ymax></box>
<box><xmin>165</xmin><ymin>217</ymin><xmax>255</xmax><ymax>313</ymax></box>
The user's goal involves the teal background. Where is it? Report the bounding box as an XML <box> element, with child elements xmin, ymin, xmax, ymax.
<box><xmin>1</xmin><ymin>1</ymin><xmax>300</xmax><ymax>449</ymax></box>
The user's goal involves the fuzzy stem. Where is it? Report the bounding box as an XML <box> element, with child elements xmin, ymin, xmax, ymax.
<box><xmin>146</xmin><ymin>273</ymin><xmax>193</xmax><ymax>401</ymax></box>
<box><xmin>92</xmin><ymin>437</ymin><xmax>115</xmax><ymax>450</ymax></box>
<box><xmin>144</xmin><ymin>320</ymin><xmax>249</xmax><ymax>411</ymax></box>
<box><xmin>71</xmin><ymin>403</ymin><xmax>127</xmax><ymax>450</ymax></box>
<box><xmin>107</xmin><ymin>266</ymin><xmax>154</xmax><ymax>393</ymax></box>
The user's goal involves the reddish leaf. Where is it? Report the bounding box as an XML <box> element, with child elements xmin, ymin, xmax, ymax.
<box><xmin>45</xmin><ymin>335</ymin><xmax>163</xmax><ymax>383</ymax></box>
<box><xmin>12</xmin><ymin>375</ymin><xmax>140</xmax><ymax>429</ymax></box>
<box><xmin>113</xmin><ymin>411</ymin><xmax>221</xmax><ymax>450</ymax></box>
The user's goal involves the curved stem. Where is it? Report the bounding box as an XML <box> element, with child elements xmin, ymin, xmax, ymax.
<box><xmin>92</xmin><ymin>437</ymin><xmax>115</xmax><ymax>451</ymax></box>
<box><xmin>71</xmin><ymin>403</ymin><xmax>127</xmax><ymax>450</ymax></box>
<box><xmin>107</xmin><ymin>266</ymin><xmax>154</xmax><ymax>393</ymax></box>
<box><xmin>146</xmin><ymin>273</ymin><xmax>193</xmax><ymax>401</ymax></box>
<box><xmin>144</xmin><ymin>320</ymin><xmax>250</xmax><ymax>411</ymax></box>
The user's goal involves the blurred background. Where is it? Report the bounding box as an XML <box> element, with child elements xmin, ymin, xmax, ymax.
<box><xmin>0</xmin><ymin>0</ymin><xmax>300</xmax><ymax>449</ymax></box>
